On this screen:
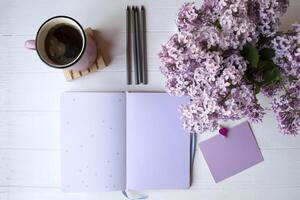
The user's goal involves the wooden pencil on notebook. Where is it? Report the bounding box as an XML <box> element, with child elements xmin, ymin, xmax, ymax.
<box><xmin>126</xmin><ymin>6</ymin><xmax>132</xmax><ymax>85</ymax></box>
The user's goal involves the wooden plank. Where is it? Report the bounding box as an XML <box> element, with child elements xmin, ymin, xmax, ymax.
<box><xmin>0</xmin><ymin>150</ymin><xmax>60</xmax><ymax>187</ymax></box>
<box><xmin>80</xmin><ymin>69</ymin><xmax>89</xmax><ymax>77</ymax></box>
<box><xmin>0</xmin><ymin>73</ymin><xmax>67</xmax><ymax>111</ymax></box>
<box><xmin>0</xmin><ymin>32</ymin><xmax>171</xmax><ymax>73</ymax></box>
<box><xmin>0</xmin><ymin>72</ymin><xmax>299</xmax><ymax>149</ymax></box>
<box><xmin>0</xmin><ymin>112</ymin><xmax>59</xmax><ymax>149</ymax></box>
<box><xmin>0</xmin><ymin>149</ymin><xmax>300</xmax><ymax>189</ymax></box>
<box><xmin>0</xmin><ymin>187</ymin><xmax>299</xmax><ymax>200</ymax></box>
<box><xmin>97</xmin><ymin>56</ymin><xmax>106</xmax><ymax>70</ymax></box>
<box><xmin>0</xmin><ymin>1</ymin><xmax>299</xmax><ymax>35</ymax></box>
<box><xmin>0</xmin><ymin>110</ymin><xmax>300</xmax><ymax>150</ymax></box>
<box><xmin>0</xmin><ymin>72</ymin><xmax>165</xmax><ymax>111</ymax></box>
<box><xmin>0</xmin><ymin>0</ymin><xmax>182</xmax><ymax>35</ymax></box>
<box><xmin>89</xmin><ymin>64</ymin><xmax>98</xmax><ymax>73</ymax></box>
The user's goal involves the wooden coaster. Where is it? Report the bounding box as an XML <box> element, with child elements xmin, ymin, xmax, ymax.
<box><xmin>63</xmin><ymin>28</ymin><xmax>107</xmax><ymax>81</ymax></box>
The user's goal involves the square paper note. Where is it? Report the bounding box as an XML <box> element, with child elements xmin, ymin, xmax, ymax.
<box><xmin>199</xmin><ymin>121</ymin><xmax>264</xmax><ymax>183</ymax></box>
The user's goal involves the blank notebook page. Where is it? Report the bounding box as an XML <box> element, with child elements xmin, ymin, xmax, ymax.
<box><xmin>60</xmin><ymin>92</ymin><xmax>126</xmax><ymax>192</ymax></box>
<box><xmin>126</xmin><ymin>93</ymin><xmax>190</xmax><ymax>190</ymax></box>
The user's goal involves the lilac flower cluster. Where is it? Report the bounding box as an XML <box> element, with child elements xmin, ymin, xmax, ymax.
<box><xmin>256</xmin><ymin>0</ymin><xmax>289</xmax><ymax>37</ymax></box>
<box><xmin>269</xmin><ymin>24</ymin><xmax>300</xmax><ymax>135</ymax></box>
<box><xmin>272</xmin><ymin>86</ymin><xmax>300</xmax><ymax>135</ymax></box>
<box><xmin>159</xmin><ymin>0</ymin><xmax>300</xmax><ymax>135</ymax></box>
<box><xmin>272</xmin><ymin>24</ymin><xmax>300</xmax><ymax>79</ymax></box>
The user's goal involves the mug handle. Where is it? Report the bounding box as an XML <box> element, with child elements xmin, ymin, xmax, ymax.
<box><xmin>25</xmin><ymin>40</ymin><xmax>36</xmax><ymax>50</ymax></box>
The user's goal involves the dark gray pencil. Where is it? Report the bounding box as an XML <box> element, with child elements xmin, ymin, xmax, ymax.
<box><xmin>135</xmin><ymin>7</ymin><xmax>143</xmax><ymax>84</ymax></box>
<box><xmin>132</xmin><ymin>6</ymin><xmax>140</xmax><ymax>84</ymax></box>
<box><xmin>140</xmin><ymin>6</ymin><xmax>147</xmax><ymax>84</ymax></box>
<box><xmin>134</xmin><ymin>7</ymin><xmax>142</xmax><ymax>84</ymax></box>
<box><xmin>126</xmin><ymin>6</ymin><xmax>132</xmax><ymax>85</ymax></box>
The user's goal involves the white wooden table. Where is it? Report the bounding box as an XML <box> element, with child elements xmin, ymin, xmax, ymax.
<box><xmin>1</xmin><ymin>0</ymin><xmax>300</xmax><ymax>199</ymax></box>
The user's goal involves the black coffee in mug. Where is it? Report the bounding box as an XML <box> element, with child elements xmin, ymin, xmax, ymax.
<box><xmin>45</xmin><ymin>24</ymin><xmax>83</xmax><ymax>65</ymax></box>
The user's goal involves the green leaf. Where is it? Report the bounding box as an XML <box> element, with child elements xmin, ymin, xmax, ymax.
<box><xmin>260</xmin><ymin>60</ymin><xmax>276</xmax><ymax>71</ymax></box>
<box><xmin>263</xmin><ymin>71</ymin><xmax>275</xmax><ymax>84</ymax></box>
<box><xmin>213</xmin><ymin>20</ymin><xmax>222</xmax><ymax>29</ymax></box>
<box><xmin>263</xmin><ymin>68</ymin><xmax>280</xmax><ymax>85</ymax></box>
<box><xmin>259</xmin><ymin>48</ymin><xmax>275</xmax><ymax>60</ymax></box>
<box><xmin>241</xmin><ymin>43</ymin><xmax>260</xmax><ymax>68</ymax></box>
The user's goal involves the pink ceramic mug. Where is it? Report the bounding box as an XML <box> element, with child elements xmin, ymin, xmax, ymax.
<box><xmin>25</xmin><ymin>16</ymin><xmax>97</xmax><ymax>71</ymax></box>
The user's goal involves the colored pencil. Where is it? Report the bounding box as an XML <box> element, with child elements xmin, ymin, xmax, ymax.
<box><xmin>126</xmin><ymin>6</ymin><xmax>132</xmax><ymax>85</ymax></box>
<box><xmin>140</xmin><ymin>6</ymin><xmax>147</xmax><ymax>84</ymax></box>
<box><xmin>134</xmin><ymin>7</ymin><xmax>142</xmax><ymax>84</ymax></box>
<box><xmin>132</xmin><ymin>6</ymin><xmax>140</xmax><ymax>84</ymax></box>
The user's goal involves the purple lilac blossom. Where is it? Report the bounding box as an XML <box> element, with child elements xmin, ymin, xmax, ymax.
<box><xmin>159</xmin><ymin>0</ymin><xmax>299</xmax><ymax>135</ymax></box>
<box><xmin>257</xmin><ymin>0</ymin><xmax>289</xmax><ymax>37</ymax></box>
<box><xmin>272</xmin><ymin>86</ymin><xmax>300</xmax><ymax>135</ymax></box>
<box><xmin>269</xmin><ymin>24</ymin><xmax>300</xmax><ymax>134</ymax></box>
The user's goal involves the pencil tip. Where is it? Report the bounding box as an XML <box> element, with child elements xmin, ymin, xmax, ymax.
<box><xmin>141</xmin><ymin>6</ymin><xmax>145</xmax><ymax>10</ymax></box>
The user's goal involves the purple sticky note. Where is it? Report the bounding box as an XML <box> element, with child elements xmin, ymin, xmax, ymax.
<box><xmin>199</xmin><ymin>121</ymin><xmax>264</xmax><ymax>183</ymax></box>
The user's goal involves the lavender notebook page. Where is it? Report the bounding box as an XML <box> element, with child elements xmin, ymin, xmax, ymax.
<box><xmin>199</xmin><ymin>121</ymin><xmax>264</xmax><ymax>183</ymax></box>
<box><xmin>60</xmin><ymin>92</ymin><xmax>126</xmax><ymax>192</ymax></box>
<box><xmin>126</xmin><ymin>93</ymin><xmax>190</xmax><ymax>190</ymax></box>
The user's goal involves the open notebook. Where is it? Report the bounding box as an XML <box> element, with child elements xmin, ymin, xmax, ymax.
<box><xmin>60</xmin><ymin>92</ymin><xmax>190</xmax><ymax>192</ymax></box>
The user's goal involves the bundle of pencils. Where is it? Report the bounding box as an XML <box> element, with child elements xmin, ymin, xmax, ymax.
<box><xmin>126</xmin><ymin>6</ymin><xmax>147</xmax><ymax>85</ymax></box>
